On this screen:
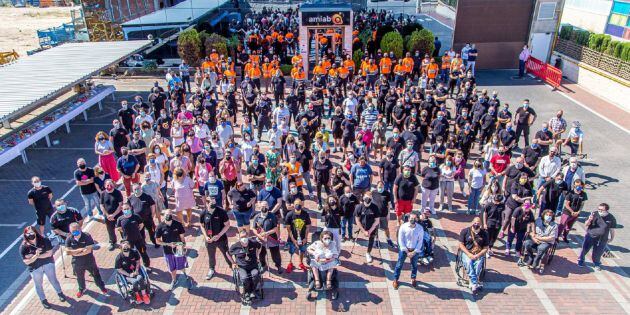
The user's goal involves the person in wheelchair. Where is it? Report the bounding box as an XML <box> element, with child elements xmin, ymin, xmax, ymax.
<box><xmin>306</xmin><ymin>230</ymin><xmax>340</xmax><ymax>290</ymax></box>
<box><xmin>521</xmin><ymin>209</ymin><xmax>557</xmax><ymax>273</ymax></box>
<box><xmin>229</xmin><ymin>229</ymin><xmax>263</xmax><ymax>302</ymax></box>
<box><xmin>115</xmin><ymin>241</ymin><xmax>151</xmax><ymax>304</ymax></box>
<box><xmin>459</xmin><ymin>217</ymin><xmax>489</xmax><ymax>294</ymax></box>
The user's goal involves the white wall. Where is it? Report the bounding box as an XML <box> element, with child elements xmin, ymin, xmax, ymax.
<box><xmin>561</xmin><ymin>0</ymin><xmax>613</xmax><ymax>33</ymax></box>
<box><xmin>552</xmin><ymin>52</ymin><xmax>630</xmax><ymax>112</ymax></box>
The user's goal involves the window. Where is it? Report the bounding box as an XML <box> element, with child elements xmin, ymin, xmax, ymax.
<box><xmin>538</xmin><ymin>2</ymin><xmax>556</xmax><ymax>20</ymax></box>
<box><xmin>609</xmin><ymin>13</ymin><xmax>628</xmax><ymax>26</ymax></box>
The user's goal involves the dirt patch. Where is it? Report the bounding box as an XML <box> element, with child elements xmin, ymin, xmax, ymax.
<box><xmin>0</xmin><ymin>6</ymin><xmax>73</xmax><ymax>56</ymax></box>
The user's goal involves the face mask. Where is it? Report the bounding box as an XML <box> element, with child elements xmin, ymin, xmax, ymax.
<box><xmin>570</xmin><ymin>162</ymin><xmax>577</xmax><ymax>169</ymax></box>
<box><xmin>403</xmin><ymin>170</ymin><xmax>411</xmax><ymax>178</ymax></box>
<box><xmin>492</xmin><ymin>140</ymin><xmax>498</xmax><ymax>144</ymax></box>
<box><xmin>134</xmin><ymin>189</ymin><xmax>142</xmax><ymax>197</ymax></box>
<box><xmin>208</xmin><ymin>176</ymin><xmax>216</xmax><ymax>184</ymax></box>
<box><xmin>26</xmin><ymin>233</ymin><xmax>36</xmax><ymax>241</ymax></box>
<box><xmin>437</xmin><ymin>116</ymin><xmax>443</xmax><ymax>120</ymax></box>
<box><xmin>291</xmin><ymin>188</ymin><xmax>298</xmax><ymax>195</ymax></box>
<box><xmin>164</xmin><ymin>215</ymin><xmax>173</xmax><ymax>223</ymax></box>
<box><xmin>240</xmin><ymin>237</ymin><xmax>249</xmax><ymax>245</ymax></box>
<box><xmin>123</xmin><ymin>209</ymin><xmax>132</xmax><ymax>216</ymax></box>
<box><xmin>575</xmin><ymin>186</ymin><xmax>583</xmax><ymax>192</ymax></box>
<box><xmin>322</xmin><ymin>239</ymin><xmax>331</xmax><ymax>246</ymax></box>
<box><xmin>523</xmin><ymin>103</ymin><xmax>529</xmax><ymax>109</ymax></box>
<box><xmin>393</xmin><ymin>133</ymin><xmax>399</xmax><ymax>138</ymax></box>
<box><xmin>149</xmin><ymin>159</ymin><xmax>156</xmax><ymax>164</ymax></box>
<box><xmin>377</xmin><ymin>187</ymin><xmax>384</xmax><ymax>193</ymax></box>
<box><xmin>252</xmin><ymin>160</ymin><xmax>259</xmax><ymax>166</ymax></box>
<box><xmin>472</xmin><ymin>224</ymin><xmax>481</xmax><ymax>231</ymax></box>
<box><xmin>498</xmin><ymin>151</ymin><xmax>505</xmax><ymax>155</ymax></box>
<box><xmin>409</xmin><ymin>218</ymin><xmax>417</xmax><ymax>225</ymax></box>
<box><xmin>57</xmin><ymin>205</ymin><xmax>67</xmax><ymax>213</ymax></box>
<box><xmin>161</xmin><ymin>113</ymin><xmax>166</xmax><ymax>118</ymax></box>
<box><xmin>122</xmin><ymin>104</ymin><xmax>128</xmax><ymax>110</ymax></box>
<box><xmin>446</xmin><ymin>161</ymin><xmax>452</xmax><ymax>166</ymax></box>
<box><xmin>122</xmin><ymin>248</ymin><xmax>131</xmax><ymax>254</ymax></box>
<box><xmin>363</xmin><ymin>198</ymin><xmax>371</xmax><ymax>205</ymax></box>
<box><xmin>344</xmin><ymin>192</ymin><xmax>352</xmax><ymax>198</ymax></box>
<box><xmin>430</xmin><ymin>162</ymin><xmax>437</xmax><ymax>168</ymax></box>
<box><xmin>33</xmin><ymin>182</ymin><xmax>41</xmax><ymax>188</ymax></box>
<box><xmin>78</xmin><ymin>164</ymin><xmax>86</xmax><ymax>170</ymax></box>
<box><xmin>544</xmin><ymin>215</ymin><xmax>552</xmax><ymax>223</ymax></box>
<box><xmin>519</xmin><ymin>178</ymin><xmax>527</xmax><ymax>185</ymax></box>
<box><xmin>598</xmin><ymin>210</ymin><xmax>608</xmax><ymax>216</ymax></box>
<box><xmin>71</xmin><ymin>230</ymin><xmax>81</xmax><ymax>237</ymax></box>
<box><xmin>295</xmin><ymin>205</ymin><xmax>302</xmax><ymax>212</ymax></box>
<box><xmin>516</xmin><ymin>163</ymin><xmax>523</xmax><ymax>169</ymax></box>
<box><xmin>555</xmin><ymin>179</ymin><xmax>563</xmax><ymax>185</ymax></box>
<box><xmin>265</xmin><ymin>185</ymin><xmax>273</xmax><ymax>192</ymax></box>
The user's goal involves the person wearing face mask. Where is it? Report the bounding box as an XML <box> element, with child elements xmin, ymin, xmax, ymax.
<box><xmin>199</xmin><ymin>199</ymin><xmax>232</xmax><ymax>280</ymax></box>
<box><xmin>99</xmin><ymin>179</ymin><xmax>124</xmax><ymax>250</ymax></box>
<box><xmin>27</xmin><ymin>176</ymin><xmax>55</xmax><ymax>235</ymax></box>
<box><xmin>558</xmin><ymin>179</ymin><xmax>588</xmax><ymax>243</ymax></box>
<box><xmin>536</xmin><ymin>146</ymin><xmax>562</xmax><ymax>190</ymax></box>
<box><xmin>155</xmin><ymin>211</ymin><xmax>188</xmax><ymax>290</ymax></box>
<box><xmin>65</xmin><ymin>222</ymin><xmax>108</xmax><ymax>298</ymax></box>
<box><xmin>429</xmin><ymin>110</ymin><xmax>450</xmax><ymax>144</ymax></box>
<box><xmin>489</xmin><ymin>146</ymin><xmax>510</xmax><ymax>184</ymax></box>
<box><xmin>74</xmin><ymin>158</ymin><xmax>101</xmax><ymax>221</ymax></box>
<box><xmin>251</xmin><ymin>201</ymin><xmax>283</xmax><ymax>274</ymax></box>
<box><xmin>534</xmin><ymin>122</ymin><xmax>554</xmax><ymax>156</ymax></box>
<box><xmin>459</xmin><ymin>217</ymin><xmax>488</xmax><ymax>294</ymax></box>
<box><xmin>313</xmin><ymin>152</ymin><xmax>333</xmax><ymax>208</ymax></box>
<box><xmin>439</xmin><ymin>156</ymin><xmax>456</xmax><ymax>212</ymax></box>
<box><xmin>22</xmin><ymin>224</ymin><xmax>67</xmax><ymax>309</ymax></box>
<box><xmin>522</xmin><ymin>138</ymin><xmax>543</xmax><ymax>170</ymax></box>
<box><xmin>128</xmin><ymin>183</ymin><xmax>158</xmax><ymax>246</ymax></box>
<box><xmin>117</xmin><ymin>147</ymin><xmax>141</xmax><ymax>198</ymax></box>
<box><xmin>350</xmin><ymin>156</ymin><xmax>373</xmax><ymax>197</ymax></box>
<box><xmin>116</xmin><ymin>203</ymin><xmax>151</xmax><ymax>269</ymax></box>
<box><xmin>50</xmin><ymin>199</ymin><xmax>83</xmax><ymax>240</ymax></box>
<box><xmin>115</xmin><ymin>241</ymin><xmax>151</xmax><ymax>304</ymax></box>
<box><xmin>579</xmin><ymin>203</ymin><xmax>616</xmax><ymax>270</ymax></box>
<box><xmin>322</xmin><ymin>195</ymin><xmax>343</xmax><ymax>250</ymax></box>
<box><xmin>155</xmin><ymin>109</ymin><xmax>173</xmax><ymax>140</ymax></box>
<box><xmin>373</xmin><ymin>181</ymin><xmax>395</xmax><ymax>247</ymax></box>
<box><xmin>467</xmin><ymin>160</ymin><xmax>487</xmax><ymax>215</ymax></box>
<box><xmin>513</xmin><ymin>99</ymin><xmax>537</xmax><ymax>147</ymax></box>
<box><xmin>171</xmin><ymin>167</ymin><xmax>196</xmax><ymax>228</ymax></box>
<box><xmin>392</xmin><ymin>212</ymin><xmax>425</xmax><ymax>289</ymax></box>
<box><xmin>228</xmin><ymin>181</ymin><xmax>257</xmax><ymax>232</ymax></box>
<box><xmin>354</xmin><ymin>191</ymin><xmax>380</xmax><ymax>263</ymax></box>
<box><xmin>229</xmin><ymin>229</ymin><xmax>262</xmax><ymax>302</ymax></box>
<box><xmin>420</xmin><ymin>156</ymin><xmax>441</xmax><ymax>215</ymax></box>
<box><xmin>521</xmin><ymin>209</ymin><xmax>558</xmax><ymax>273</ymax></box>
<box><xmin>307</xmin><ymin>230</ymin><xmax>340</xmax><ymax>290</ymax></box>
<box><xmin>284</xmin><ymin>200</ymin><xmax>311</xmax><ymax>273</ymax></box>
<box><xmin>536</xmin><ymin>173</ymin><xmax>568</xmax><ymax>218</ymax></box>
<box><xmin>398</xmin><ymin>139</ymin><xmax>420</xmax><ymax>174</ymax></box>
<box><xmin>118</xmin><ymin>100</ymin><xmax>136</xmax><ymax>131</ymax></box>
<box><xmin>508</xmin><ymin>200</ymin><xmax>536</xmax><ymax>258</ymax></box>
<box><xmin>109</xmin><ymin>119</ymin><xmax>130</xmax><ymax>158</ymax></box>
<box><xmin>482</xmin><ymin>195</ymin><xmax>505</xmax><ymax>256</ymax></box>
<box><xmin>501</xmin><ymin>172</ymin><xmax>533</xmax><ymax>254</ymax></box>
<box><xmin>503</xmin><ymin>156</ymin><xmax>535</xmax><ymax>193</ymax></box>
<box><xmin>341</xmin><ymin>111</ymin><xmax>357</xmax><ymax>150</ymax></box>
<box><xmin>562</xmin><ymin>121</ymin><xmax>584</xmax><ymax>156</ymax></box>
<box><xmin>561</xmin><ymin>156</ymin><xmax>585</xmax><ymax>191</ymax></box>
<box><xmin>128</xmin><ymin>130</ymin><xmax>148</xmax><ymax>172</ymax></box>
<box><xmin>94</xmin><ymin>131</ymin><xmax>121</xmax><ymax>182</ymax></box>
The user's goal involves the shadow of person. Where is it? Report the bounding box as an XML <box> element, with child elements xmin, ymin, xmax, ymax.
<box><xmin>330</xmin><ymin>288</ymin><xmax>384</xmax><ymax>312</ymax></box>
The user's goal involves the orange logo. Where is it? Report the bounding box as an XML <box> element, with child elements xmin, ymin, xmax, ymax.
<box><xmin>332</xmin><ymin>13</ymin><xmax>344</xmax><ymax>25</ymax></box>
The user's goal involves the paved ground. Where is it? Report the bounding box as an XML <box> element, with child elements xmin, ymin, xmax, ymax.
<box><xmin>0</xmin><ymin>71</ymin><xmax>628</xmax><ymax>314</ymax></box>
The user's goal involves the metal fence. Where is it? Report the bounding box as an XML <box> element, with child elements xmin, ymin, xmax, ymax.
<box><xmin>555</xmin><ymin>38</ymin><xmax>630</xmax><ymax>81</ymax></box>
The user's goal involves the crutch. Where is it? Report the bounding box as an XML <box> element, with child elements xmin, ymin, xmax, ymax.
<box><xmin>349</xmin><ymin>230</ymin><xmax>361</xmax><ymax>255</ymax></box>
<box><xmin>56</xmin><ymin>235</ymin><xmax>69</xmax><ymax>278</ymax></box>
<box><xmin>374</xmin><ymin>232</ymin><xmax>384</xmax><ymax>265</ymax></box>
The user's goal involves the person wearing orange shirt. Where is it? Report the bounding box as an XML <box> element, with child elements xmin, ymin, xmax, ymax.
<box><xmin>440</xmin><ymin>53</ymin><xmax>451</xmax><ymax>83</ymax></box>
<box><xmin>250</xmin><ymin>53</ymin><xmax>261</xmax><ymax>66</ymax></box>
<box><xmin>366</xmin><ymin>59</ymin><xmax>379</xmax><ymax>91</ymax></box>
<box><xmin>201</xmin><ymin>57</ymin><xmax>214</xmax><ymax>74</ymax></box>
<box><xmin>343</xmin><ymin>55</ymin><xmax>355</xmax><ymax>82</ymax></box>
<box><xmin>249</xmin><ymin>62</ymin><xmax>262</xmax><ymax>91</ymax></box>
<box><xmin>451</xmin><ymin>54</ymin><xmax>463</xmax><ymax>74</ymax></box>
<box><xmin>291</xmin><ymin>65</ymin><xmax>306</xmax><ymax>89</ymax></box>
<box><xmin>318</xmin><ymin>35</ymin><xmax>329</xmax><ymax>58</ymax></box>
<box><xmin>224</xmin><ymin>67</ymin><xmax>236</xmax><ymax>84</ymax></box>
<box><xmin>402</xmin><ymin>52</ymin><xmax>414</xmax><ymax>76</ymax></box>
<box><xmin>393</xmin><ymin>60</ymin><xmax>406</xmax><ymax>88</ymax></box>
<box><xmin>262</xmin><ymin>57</ymin><xmax>273</xmax><ymax>94</ymax></box>
<box><xmin>322</xmin><ymin>57</ymin><xmax>332</xmax><ymax>73</ymax></box>
<box><xmin>379</xmin><ymin>55</ymin><xmax>392</xmax><ymax>81</ymax></box>
<box><xmin>286</xmin><ymin>32</ymin><xmax>295</xmax><ymax>55</ymax></box>
<box><xmin>313</xmin><ymin>61</ymin><xmax>327</xmax><ymax>77</ymax></box>
<box><xmin>209</xmin><ymin>50</ymin><xmax>219</xmax><ymax>64</ymax></box>
<box><xmin>291</xmin><ymin>54</ymin><xmax>303</xmax><ymax>67</ymax></box>
<box><xmin>426</xmin><ymin>58</ymin><xmax>439</xmax><ymax>80</ymax></box>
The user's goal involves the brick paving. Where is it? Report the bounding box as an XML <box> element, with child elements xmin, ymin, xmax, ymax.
<box><xmin>1</xmin><ymin>74</ymin><xmax>630</xmax><ymax>314</ymax></box>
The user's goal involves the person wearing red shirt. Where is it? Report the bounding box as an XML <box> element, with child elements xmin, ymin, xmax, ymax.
<box><xmin>490</xmin><ymin>146</ymin><xmax>510</xmax><ymax>184</ymax></box>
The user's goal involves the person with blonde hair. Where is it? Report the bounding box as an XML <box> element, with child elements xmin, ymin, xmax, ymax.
<box><xmin>171</xmin><ymin>167</ymin><xmax>196</xmax><ymax>227</ymax></box>
<box><xmin>94</xmin><ymin>131</ymin><xmax>120</xmax><ymax>182</ymax></box>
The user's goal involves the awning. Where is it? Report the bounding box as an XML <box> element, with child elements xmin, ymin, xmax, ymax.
<box><xmin>121</xmin><ymin>0</ymin><xmax>228</xmax><ymax>28</ymax></box>
<box><xmin>0</xmin><ymin>40</ymin><xmax>150</xmax><ymax>123</ymax></box>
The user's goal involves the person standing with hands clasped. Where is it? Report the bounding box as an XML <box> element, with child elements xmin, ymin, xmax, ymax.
<box><xmin>65</xmin><ymin>222</ymin><xmax>108</xmax><ymax>298</ymax></box>
<box><xmin>392</xmin><ymin>212</ymin><xmax>424</xmax><ymax>289</ymax></box>
<box><xmin>578</xmin><ymin>203</ymin><xmax>616</xmax><ymax>270</ymax></box>
<box><xmin>199</xmin><ymin>199</ymin><xmax>232</xmax><ymax>280</ymax></box>
<box><xmin>355</xmin><ymin>191</ymin><xmax>380</xmax><ymax>263</ymax></box>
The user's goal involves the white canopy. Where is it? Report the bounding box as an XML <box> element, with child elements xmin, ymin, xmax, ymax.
<box><xmin>0</xmin><ymin>40</ymin><xmax>150</xmax><ymax>123</ymax></box>
<box><xmin>122</xmin><ymin>0</ymin><xmax>228</xmax><ymax>27</ymax></box>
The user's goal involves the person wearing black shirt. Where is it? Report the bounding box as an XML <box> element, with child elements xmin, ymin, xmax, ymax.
<box><xmin>115</xmin><ymin>242</ymin><xmax>150</xmax><ymax>304</ymax></box>
<box><xmin>322</xmin><ymin>195</ymin><xmax>343</xmax><ymax>249</ymax></box>
<box><xmin>284</xmin><ymin>200</ymin><xmax>311</xmax><ymax>273</ymax></box>
<box><xmin>458</xmin><ymin>217</ymin><xmax>488</xmax><ymax>293</ymax></box>
<box><xmin>373</xmin><ymin>182</ymin><xmax>395</xmax><ymax>248</ymax></box>
<box><xmin>128</xmin><ymin>130</ymin><xmax>147</xmax><ymax>173</ymax></box>
<box><xmin>199</xmin><ymin>202</ymin><xmax>232</xmax><ymax>279</ymax></box>
<box><xmin>295</xmin><ymin>144</ymin><xmax>315</xmax><ymax>198</ymax></box>
<box><xmin>482</xmin><ymin>195</ymin><xmax>505</xmax><ymax>255</ymax></box>
<box><xmin>65</xmin><ymin>223</ymin><xmax>107</xmax><ymax>297</ymax></box>
<box><xmin>50</xmin><ymin>200</ymin><xmax>83</xmax><ymax>240</ymax></box>
<box><xmin>20</xmin><ymin>226</ymin><xmax>65</xmax><ymax>308</ymax></box>
<box><xmin>339</xmin><ymin>186</ymin><xmax>359</xmax><ymax>241</ymax></box>
<box><xmin>508</xmin><ymin>202</ymin><xmax>535</xmax><ymax>256</ymax></box>
<box><xmin>246</xmin><ymin>159</ymin><xmax>266</xmax><ymax>191</ymax></box>
<box><xmin>536</xmin><ymin>173</ymin><xmax>568</xmax><ymax>216</ymax></box>
<box><xmin>522</xmin><ymin>139</ymin><xmax>543</xmax><ymax>169</ymax></box>
<box><xmin>118</xmin><ymin>101</ymin><xmax>136</xmax><ymax>131</ymax></box>
<box><xmin>502</xmin><ymin>172</ymin><xmax>533</xmax><ymax>240</ymax></box>
<box><xmin>514</xmin><ymin>100</ymin><xmax>537</xmax><ymax>147</ymax></box>
<box><xmin>228</xmin><ymin>182</ymin><xmax>257</xmax><ymax>230</ymax></box>
<box><xmin>229</xmin><ymin>230</ymin><xmax>262</xmax><ymax>300</ymax></box>
<box><xmin>251</xmin><ymin>203</ymin><xmax>282</xmax><ymax>274</ymax></box>
<box><xmin>27</xmin><ymin>176</ymin><xmax>54</xmax><ymax>235</ymax></box>
<box><xmin>503</xmin><ymin>157</ymin><xmax>535</xmax><ymax>192</ymax></box>
<box><xmin>100</xmin><ymin>179</ymin><xmax>124</xmax><ymax>249</ymax></box>
<box><xmin>128</xmin><ymin>183</ymin><xmax>157</xmax><ymax>246</ymax></box>
<box><xmin>117</xmin><ymin>204</ymin><xmax>150</xmax><ymax>268</ymax></box>
<box><xmin>579</xmin><ymin>203</ymin><xmax>616</xmax><ymax>269</ymax></box>
<box><xmin>331</xmin><ymin>167</ymin><xmax>350</xmax><ymax>198</ymax></box>
<box><xmin>74</xmin><ymin>158</ymin><xmax>101</xmax><ymax>221</ymax></box>
<box><xmin>312</xmin><ymin>152</ymin><xmax>333</xmax><ymax>207</ymax></box>
<box><xmin>110</xmin><ymin>120</ymin><xmax>130</xmax><ymax>157</ymax></box>
<box><xmin>155</xmin><ymin>211</ymin><xmax>187</xmax><ymax>290</ymax></box>
<box><xmin>420</xmin><ymin>157</ymin><xmax>441</xmax><ymax>215</ymax></box>
<box><xmin>559</xmin><ymin>181</ymin><xmax>588</xmax><ymax>242</ymax></box>
<box><xmin>378</xmin><ymin>151</ymin><xmax>398</xmax><ymax>208</ymax></box>
<box><xmin>155</xmin><ymin>110</ymin><xmax>172</xmax><ymax>139</ymax></box>
<box><xmin>271</xmin><ymin>72</ymin><xmax>286</xmax><ymax>106</ymax></box>
<box><xmin>394</xmin><ymin>166</ymin><xmax>419</xmax><ymax>224</ymax></box>
<box><xmin>534</xmin><ymin>124</ymin><xmax>554</xmax><ymax>155</ymax></box>
<box><xmin>354</xmin><ymin>191</ymin><xmax>380</xmax><ymax>263</ymax></box>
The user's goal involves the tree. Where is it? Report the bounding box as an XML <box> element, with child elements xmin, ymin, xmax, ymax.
<box><xmin>406</xmin><ymin>29</ymin><xmax>435</xmax><ymax>57</ymax></box>
<box><xmin>204</xmin><ymin>33</ymin><xmax>228</xmax><ymax>57</ymax></box>
<box><xmin>198</xmin><ymin>30</ymin><xmax>210</xmax><ymax>56</ymax></box>
<box><xmin>380</xmin><ymin>31</ymin><xmax>404</xmax><ymax>59</ymax></box>
<box><xmin>177</xmin><ymin>29</ymin><xmax>202</xmax><ymax>66</ymax></box>
<box><xmin>352</xmin><ymin>49</ymin><xmax>364</xmax><ymax>73</ymax></box>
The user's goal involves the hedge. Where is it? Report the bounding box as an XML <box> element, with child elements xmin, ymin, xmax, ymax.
<box><xmin>380</xmin><ymin>32</ymin><xmax>404</xmax><ymax>59</ymax></box>
<box><xmin>559</xmin><ymin>24</ymin><xmax>630</xmax><ymax>61</ymax></box>
<box><xmin>177</xmin><ymin>29</ymin><xmax>202</xmax><ymax>66</ymax></box>
<box><xmin>406</xmin><ymin>29</ymin><xmax>435</xmax><ymax>57</ymax></box>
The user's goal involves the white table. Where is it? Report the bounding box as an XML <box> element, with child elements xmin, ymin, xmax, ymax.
<box><xmin>0</xmin><ymin>85</ymin><xmax>116</xmax><ymax>167</ymax></box>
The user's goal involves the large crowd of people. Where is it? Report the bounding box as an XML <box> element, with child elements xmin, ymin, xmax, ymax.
<box><xmin>19</xmin><ymin>7</ymin><xmax>617</xmax><ymax>309</ymax></box>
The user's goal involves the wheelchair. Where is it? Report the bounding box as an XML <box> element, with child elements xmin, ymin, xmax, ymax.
<box><xmin>455</xmin><ymin>248</ymin><xmax>486</xmax><ymax>288</ymax></box>
<box><xmin>115</xmin><ymin>265</ymin><xmax>154</xmax><ymax>305</ymax></box>
<box><xmin>518</xmin><ymin>241</ymin><xmax>557</xmax><ymax>274</ymax></box>
<box><xmin>305</xmin><ymin>256</ymin><xmax>340</xmax><ymax>301</ymax></box>
<box><xmin>232</xmin><ymin>264</ymin><xmax>264</xmax><ymax>305</ymax></box>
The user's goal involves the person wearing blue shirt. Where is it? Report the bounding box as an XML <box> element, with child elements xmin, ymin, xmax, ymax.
<box><xmin>116</xmin><ymin>147</ymin><xmax>140</xmax><ymax>198</ymax></box>
<box><xmin>350</xmin><ymin>156</ymin><xmax>373</xmax><ymax>196</ymax></box>
<box><xmin>257</xmin><ymin>179</ymin><xmax>283</xmax><ymax>213</ymax></box>
<box><xmin>204</xmin><ymin>174</ymin><xmax>225</xmax><ymax>208</ymax></box>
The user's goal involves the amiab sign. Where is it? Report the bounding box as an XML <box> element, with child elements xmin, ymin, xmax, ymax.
<box><xmin>302</xmin><ymin>11</ymin><xmax>351</xmax><ymax>26</ymax></box>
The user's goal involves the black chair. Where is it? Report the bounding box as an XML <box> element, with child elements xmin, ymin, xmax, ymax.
<box><xmin>114</xmin><ymin>266</ymin><xmax>153</xmax><ymax>305</ymax></box>
<box><xmin>232</xmin><ymin>264</ymin><xmax>264</xmax><ymax>305</ymax></box>
<box><xmin>455</xmin><ymin>248</ymin><xmax>486</xmax><ymax>288</ymax></box>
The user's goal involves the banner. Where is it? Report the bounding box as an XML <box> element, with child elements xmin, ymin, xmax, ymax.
<box><xmin>301</xmin><ymin>11</ymin><xmax>351</xmax><ymax>26</ymax></box>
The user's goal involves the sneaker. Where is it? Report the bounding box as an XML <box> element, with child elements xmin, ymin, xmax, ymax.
<box><xmin>498</xmin><ymin>231</ymin><xmax>504</xmax><ymax>239</ymax></box>
<box><xmin>206</xmin><ymin>269</ymin><xmax>215</xmax><ymax>280</ymax></box>
<box><xmin>108</xmin><ymin>243</ymin><xmax>116</xmax><ymax>251</ymax></box>
<box><xmin>505</xmin><ymin>248</ymin><xmax>510</xmax><ymax>256</ymax></box>
<box><xmin>76</xmin><ymin>290</ymin><xmax>84</xmax><ymax>298</ymax></box>
<box><xmin>421</xmin><ymin>257</ymin><xmax>430</xmax><ymax>265</ymax></box>
<box><xmin>286</xmin><ymin>263</ymin><xmax>294</xmax><ymax>274</ymax></box>
<box><xmin>471</xmin><ymin>283</ymin><xmax>480</xmax><ymax>294</ymax></box>
<box><xmin>594</xmin><ymin>265</ymin><xmax>602</xmax><ymax>271</ymax></box>
<box><xmin>135</xmin><ymin>292</ymin><xmax>143</xmax><ymax>303</ymax></box>
<box><xmin>366</xmin><ymin>253</ymin><xmax>373</xmax><ymax>263</ymax></box>
<box><xmin>392</xmin><ymin>280</ymin><xmax>399</xmax><ymax>290</ymax></box>
<box><xmin>427</xmin><ymin>256</ymin><xmax>434</xmax><ymax>263</ymax></box>
<box><xmin>577</xmin><ymin>260</ymin><xmax>585</xmax><ymax>267</ymax></box>
<box><xmin>387</xmin><ymin>239</ymin><xmax>396</xmax><ymax>248</ymax></box>
<box><xmin>411</xmin><ymin>279</ymin><xmax>417</xmax><ymax>287</ymax></box>
<box><xmin>101</xmin><ymin>288</ymin><xmax>109</xmax><ymax>295</ymax></box>
<box><xmin>277</xmin><ymin>266</ymin><xmax>284</xmax><ymax>274</ymax></box>
<box><xmin>142</xmin><ymin>293</ymin><xmax>151</xmax><ymax>304</ymax></box>
<box><xmin>298</xmin><ymin>263</ymin><xmax>308</xmax><ymax>271</ymax></box>
<box><xmin>41</xmin><ymin>299</ymin><xmax>51</xmax><ymax>309</ymax></box>
<box><xmin>57</xmin><ymin>292</ymin><xmax>66</xmax><ymax>302</ymax></box>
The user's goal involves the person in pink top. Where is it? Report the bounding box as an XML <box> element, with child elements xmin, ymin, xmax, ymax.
<box><xmin>194</xmin><ymin>155</ymin><xmax>213</xmax><ymax>197</ymax></box>
<box><xmin>94</xmin><ymin>131</ymin><xmax>120</xmax><ymax>182</ymax></box>
<box><xmin>186</xmin><ymin>131</ymin><xmax>203</xmax><ymax>162</ymax></box>
<box><xmin>452</xmin><ymin>150</ymin><xmax>467</xmax><ymax>198</ymax></box>
<box><xmin>219</xmin><ymin>150</ymin><xmax>238</xmax><ymax>208</ymax></box>
<box><xmin>177</xmin><ymin>104</ymin><xmax>194</xmax><ymax>134</ymax></box>
<box><xmin>170</xmin><ymin>147</ymin><xmax>191</xmax><ymax>175</ymax></box>
<box><xmin>171</xmin><ymin>167</ymin><xmax>196</xmax><ymax>228</ymax></box>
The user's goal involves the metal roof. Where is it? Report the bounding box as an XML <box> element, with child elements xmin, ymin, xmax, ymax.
<box><xmin>0</xmin><ymin>40</ymin><xmax>150</xmax><ymax>123</ymax></box>
<box><xmin>122</xmin><ymin>0</ymin><xmax>228</xmax><ymax>28</ymax></box>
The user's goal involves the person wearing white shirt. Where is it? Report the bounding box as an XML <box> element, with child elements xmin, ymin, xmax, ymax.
<box><xmin>266</xmin><ymin>125</ymin><xmax>283</xmax><ymax>149</ymax></box>
<box><xmin>536</xmin><ymin>147</ymin><xmax>561</xmax><ymax>189</ymax></box>
<box><xmin>272</xmin><ymin>103</ymin><xmax>290</xmax><ymax>126</ymax></box>
<box><xmin>518</xmin><ymin>44</ymin><xmax>531</xmax><ymax>78</ymax></box>
<box><xmin>216</xmin><ymin>120</ymin><xmax>234</xmax><ymax>145</ymax></box>
<box><xmin>392</xmin><ymin>212</ymin><xmax>425</xmax><ymax>289</ymax></box>
<box><xmin>343</xmin><ymin>93</ymin><xmax>358</xmax><ymax>116</ymax></box>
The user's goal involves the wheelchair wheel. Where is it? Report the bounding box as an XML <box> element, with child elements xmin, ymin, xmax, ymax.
<box><xmin>232</xmin><ymin>269</ymin><xmax>244</xmax><ymax>296</ymax></box>
<box><xmin>546</xmin><ymin>243</ymin><xmax>557</xmax><ymax>264</ymax></box>
<box><xmin>115</xmin><ymin>274</ymin><xmax>131</xmax><ymax>303</ymax></box>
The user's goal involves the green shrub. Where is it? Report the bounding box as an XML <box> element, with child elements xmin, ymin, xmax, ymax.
<box><xmin>279</xmin><ymin>64</ymin><xmax>292</xmax><ymax>76</ymax></box>
<box><xmin>375</xmin><ymin>25</ymin><xmax>395</xmax><ymax>46</ymax></box>
<box><xmin>605</xmin><ymin>41</ymin><xmax>618</xmax><ymax>56</ymax></box>
<box><xmin>198</xmin><ymin>30</ymin><xmax>210</xmax><ymax>56</ymax></box>
<box><xmin>358</xmin><ymin>29</ymin><xmax>372</xmax><ymax>47</ymax></box>
<box><xmin>599</xmin><ymin>35</ymin><xmax>611</xmax><ymax>53</ymax></box>
<box><xmin>559</xmin><ymin>25</ymin><xmax>573</xmax><ymax>40</ymax></box>
<box><xmin>622</xmin><ymin>43</ymin><xmax>630</xmax><ymax>61</ymax></box>
<box><xmin>575</xmin><ymin>30</ymin><xmax>591</xmax><ymax>46</ymax></box>
<box><xmin>177</xmin><ymin>29</ymin><xmax>202</xmax><ymax>66</ymax></box>
<box><xmin>380</xmin><ymin>31</ymin><xmax>404</xmax><ymax>59</ymax></box>
<box><xmin>614</xmin><ymin>41</ymin><xmax>625</xmax><ymax>58</ymax></box>
<box><xmin>588</xmin><ymin>34</ymin><xmax>603</xmax><ymax>50</ymax></box>
<box><xmin>352</xmin><ymin>49</ymin><xmax>364</xmax><ymax>72</ymax></box>
<box><xmin>204</xmin><ymin>33</ymin><xmax>228</xmax><ymax>57</ymax></box>
<box><xmin>406</xmin><ymin>29</ymin><xmax>435</xmax><ymax>57</ymax></box>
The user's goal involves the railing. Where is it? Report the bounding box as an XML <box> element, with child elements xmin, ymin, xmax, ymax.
<box><xmin>554</xmin><ymin>38</ymin><xmax>630</xmax><ymax>81</ymax></box>
<box><xmin>525</xmin><ymin>56</ymin><xmax>563</xmax><ymax>88</ymax></box>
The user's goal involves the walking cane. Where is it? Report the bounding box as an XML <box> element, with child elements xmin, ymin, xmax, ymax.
<box><xmin>374</xmin><ymin>232</ymin><xmax>384</xmax><ymax>265</ymax></box>
<box><xmin>57</xmin><ymin>236</ymin><xmax>68</xmax><ymax>278</ymax></box>
<box><xmin>349</xmin><ymin>230</ymin><xmax>360</xmax><ymax>255</ymax></box>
